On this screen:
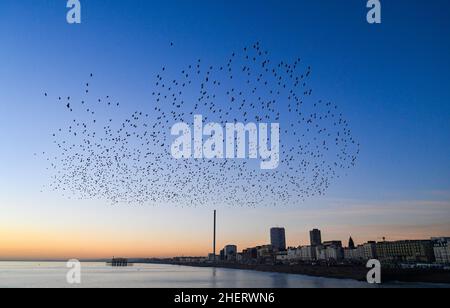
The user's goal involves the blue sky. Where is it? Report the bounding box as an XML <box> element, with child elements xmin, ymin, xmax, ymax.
<box><xmin>0</xmin><ymin>0</ymin><xmax>449</xmax><ymax>258</ymax></box>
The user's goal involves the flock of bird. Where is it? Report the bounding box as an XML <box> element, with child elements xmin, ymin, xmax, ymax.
<box><xmin>39</xmin><ymin>43</ymin><xmax>360</xmax><ymax>207</ymax></box>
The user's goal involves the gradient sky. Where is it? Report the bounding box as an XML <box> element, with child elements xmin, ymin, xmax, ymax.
<box><xmin>0</xmin><ymin>0</ymin><xmax>449</xmax><ymax>259</ymax></box>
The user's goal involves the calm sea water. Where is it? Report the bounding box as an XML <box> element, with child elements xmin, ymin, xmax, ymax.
<box><xmin>0</xmin><ymin>262</ymin><xmax>447</xmax><ymax>288</ymax></box>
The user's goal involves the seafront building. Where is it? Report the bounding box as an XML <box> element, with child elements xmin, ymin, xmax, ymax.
<box><xmin>270</xmin><ymin>228</ymin><xmax>287</xmax><ymax>252</ymax></box>
<box><xmin>299</xmin><ymin>246</ymin><xmax>317</xmax><ymax>261</ymax></box>
<box><xmin>310</xmin><ymin>229</ymin><xmax>322</xmax><ymax>247</ymax></box>
<box><xmin>432</xmin><ymin>238</ymin><xmax>450</xmax><ymax>264</ymax></box>
<box><xmin>285</xmin><ymin>246</ymin><xmax>317</xmax><ymax>262</ymax></box>
<box><xmin>314</xmin><ymin>241</ymin><xmax>344</xmax><ymax>262</ymax></box>
<box><xmin>375</xmin><ymin>240</ymin><xmax>434</xmax><ymax>263</ymax></box>
<box><xmin>173</xmin><ymin>256</ymin><xmax>206</xmax><ymax>263</ymax></box>
<box><xmin>276</xmin><ymin>251</ymin><xmax>289</xmax><ymax>262</ymax></box>
<box><xmin>344</xmin><ymin>242</ymin><xmax>377</xmax><ymax>262</ymax></box>
<box><xmin>223</xmin><ymin>245</ymin><xmax>238</xmax><ymax>261</ymax></box>
<box><xmin>242</xmin><ymin>247</ymin><xmax>258</xmax><ymax>262</ymax></box>
<box><xmin>194</xmin><ymin>227</ymin><xmax>450</xmax><ymax>267</ymax></box>
<box><xmin>257</xmin><ymin>245</ymin><xmax>275</xmax><ymax>263</ymax></box>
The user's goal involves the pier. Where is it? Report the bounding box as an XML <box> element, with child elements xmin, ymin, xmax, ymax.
<box><xmin>107</xmin><ymin>258</ymin><xmax>130</xmax><ymax>267</ymax></box>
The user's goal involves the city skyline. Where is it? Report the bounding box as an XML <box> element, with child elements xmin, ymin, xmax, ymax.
<box><xmin>1</xmin><ymin>0</ymin><xmax>450</xmax><ymax>260</ymax></box>
<box><xmin>1</xmin><ymin>208</ymin><xmax>449</xmax><ymax>260</ymax></box>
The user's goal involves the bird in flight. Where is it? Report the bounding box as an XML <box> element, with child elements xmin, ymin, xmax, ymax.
<box><xmin>39</xmin><ymin>43</ymin><xmax>360</xmax><ymax>208</ymax></box>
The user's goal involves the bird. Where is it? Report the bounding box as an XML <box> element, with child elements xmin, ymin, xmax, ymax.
<box><xmin>39</xmin><ymin>43</ymin><xmax>360</xmax><ymax>208</ymax></box>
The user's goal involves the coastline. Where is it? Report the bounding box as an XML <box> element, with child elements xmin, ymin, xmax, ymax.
<box><xmin>145</xmin><ymin>261</ymin><xmax>450</xmax><ymax>284</ymax></box>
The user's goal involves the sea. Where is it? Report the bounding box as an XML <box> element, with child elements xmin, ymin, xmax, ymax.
<box><xmin>0</xmin><ymin>262</ymin><xmax>448</xmax><ymax>288</ymax></box>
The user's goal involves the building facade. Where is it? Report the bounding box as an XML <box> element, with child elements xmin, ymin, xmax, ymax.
<box><xmin>257</xmin><ymin>245</ymin><xmax>275</xmax><ymax>263</ymax></box>
<box><xmin>270</xmin><ymin>228</ymin><xmax>287</xmax><ymax>252</ymax></box>
<box><xmin>224</xmin><ymin>245</ymin><xmax>238</xmax><ymax>261</ymax></box>
<box><xmin>376</xmin><ymin>240</ymin><xmax>434</xmax><ymax>263</ymax></box>
<box><xmin>276</xmin><ymin>251</ymin><xmax>289</xmax><ymax>263</ymax></box>
<box><xmin>344</xmin><ymin>247</ymin><xmax>359</xmax><ymax>260</ymax></box>
<box><xmin>285</xmin><ymin>246</ymin><xmax>317</xmax><ymax>262</ymax></box>
<box><xmin>299</xmin><ymin>246</ymin><xmax>317</xmax><ymax>261</ymax></box>
<box><xmin>344</xmin><ymin>242</ymin><xmax>377</xmax><ymax>261</ymax></box>
<box><xmin>320</xmin><ymin>241</ymin><xmax>344</xmax><ymax>261</ymax></box>
<box><xmin>361</xmin><ymin>242</ymin><xmax>377</xmax><ymax>260</ymax></box>
<box><xmin>310</xmin><ymin>229</ymin><xmax>322</xmax><ymax>247</ymax></box>
<box><xmin>433</xmin><ymin>238</ymin><xmax>450</xmax><ymax>264</ymax></box>
<box><xmin>241</xmin><ymin>247</ymin><xmax>258</xmax><ymax>263</ymax></box>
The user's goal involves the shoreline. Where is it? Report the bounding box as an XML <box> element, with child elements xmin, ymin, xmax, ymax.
<box><xmin>151</xmin><ymin>262</ymin><xmax>368</xmax><ymax>282</ymax></box>
<box><xmin>145</xmin><ymin>261</ymin><xmax>450</xmax><ymax>284</ymax></box>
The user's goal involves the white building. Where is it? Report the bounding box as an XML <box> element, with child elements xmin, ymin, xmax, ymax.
<box><xmin>316</xmin><ymin>241</ymin><xmax>344</xmax><ymax>261</ymax></box>
<box><xmin>433</xmin><ymin>238</ymin><xmax>450</xmax><ymax>264</ymax></box>
<box><xmin>344</xmin><ymin>242</ymin><xmax>377</xmax><ymax>261</ymax></box>
<box><xmin>361</xmin><ymin>242</ymin><xmax>377</xmax><ymax>260</ymax></box>
<box><xmin>316</xmin><ymin>246</ymin><xmax>327</xmax><ymax>261</ymax></box>
<box><xmin>286</xmin><ymin>248</ymin><xmax>301</xmax><ymax>261</ymax></box>
<box><xmin>285</xmin><ymin>246</ymin><xmax>317</xmax><ymax>262</ymax></box>
<box><xmin>344</xmin><ymin>248</ymin><xmax>360</xmax><ymax>260</ymax></box>
<box><xmin>299</xmin><ymin>246</ymin><xmax>317</xmax><ymax>261</ymax></box>
<box><xmin>276</xmin><ymin>251</ymin><xmax>289</xmax><ymax>262</ymax></box>
<box><xmin>325</xmin><ymin>246</ymin><xmax>344</xmax><ymax>261</ymax></box>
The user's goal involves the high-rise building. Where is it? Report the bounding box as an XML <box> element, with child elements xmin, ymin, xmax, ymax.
<box><xmin>270</xmin><ymin>228</ymin><xmax>287</xmax><ymax>251</ymax></box>
<box><xmin>310</xmin><ymin>229</ymin><xmax>322</xmax><ymax>247</ymax></box>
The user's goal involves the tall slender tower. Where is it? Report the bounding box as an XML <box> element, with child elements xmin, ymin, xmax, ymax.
<box><xmin>213</xmin><ymin>210</ymin><xmax>216</xmax><ymax>262</ymax></box>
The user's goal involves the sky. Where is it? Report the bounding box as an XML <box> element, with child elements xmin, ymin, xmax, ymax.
<box><xmin>0</xmin><ymin>0</ymin><xmax>449</xmax><ymax>260</ymax></box>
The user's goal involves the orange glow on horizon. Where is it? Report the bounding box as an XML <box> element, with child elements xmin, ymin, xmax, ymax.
<box><xmin>1</xmin><ymin>222</ymin><xmax>449</xmax><ymax>260</ymax></box>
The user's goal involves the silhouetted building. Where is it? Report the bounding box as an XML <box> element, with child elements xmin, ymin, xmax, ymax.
<box><xmin>319</xmin><ymin>241</ymin><xmax>344</xmax><ymax>261</ymax></box>
<box><xmin>208</xmin><ymin>253</ymin><xmax>216</xmax><ymax>262</ymax></box>
<box><xmin>276</xmin><ymin>251</ymin><xmax>289</xmax><ymax>263</ymax></box>
<box><xmin>349</xmin><ymin>237</ymin><xmax>356</xmax><ymax>249</ymax></box>
<box><xmin>224</xmin><ymin>245</ymin><xmax>237</xmax><ymax>261</ymax></box>
<box><xmin>344</xmin><ymin>241</ymin><xmax>377</xmax><ymax>261</ymax></box>
<box><xmin>242</xmin><ymin>247</ymin><xmax>258</xmax><ymax>263</ymax></box>
<box><xmin>271</xmin><ymin>228</ymin><xmax>287</xmax><ymax>251</ymax></box>
<box><xmin>287</xmin><ymin>246</ymin><xmax>317</xmax><ymax>262</ymax></box>
<box><xmin>257</xmin><ymin>245</ymin><xmax>275</xmax><ymax>263</ymax></box>
<box><xmin>310</xmin><ymin>229</ymin><xmax>322</xmax><ymax>247</ymax></box>
<box><xmin>363</xmin><ymin>241</ymin><xmax>378</xmax><ymax>260</ymax></box>
<box><xmin>323</xmin><ymin>241</ymin><xmax>342</xmax><ymax>248</ymax></box>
